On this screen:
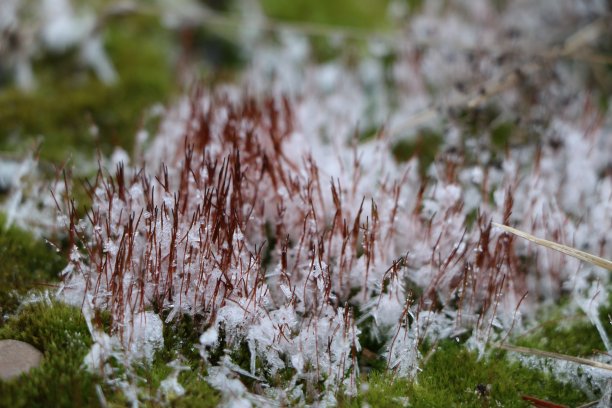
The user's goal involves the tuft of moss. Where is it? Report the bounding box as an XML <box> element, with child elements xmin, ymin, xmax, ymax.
<box><xmin>341</xmin><ymin>340</ymin><xmax>589</xmax><ymax>407</ymax></box>
<box><xmin>172</xmin><ymin>370</ymin><xmax>221</xmax><ymax>408</ymax></box>
<box><xmin>515</xmin><ymin>317</ymin><xmax>608</xmax><ymax>358</ymax></box>
<box><xmin>0</xmin><ymin>302</ymin><xmax>101</xmax><ymax>408</ymax></box>
<box><xmin>0</xmin><ymin>217</ymin><xmax>66</xmax><ymax>326</ymax></box>
<box><xmin>490</xmin><ymin>121</ymin><xmax>515</xmax><ymax>149</ymax></box>
<box><xmin>513</xmin><ymin>296</ymin><xmax>612</xmax><ymax>358</ymax></box>
<box><xmin>126</xmin><ymin>312</ymin><xmax>221</xmax><ymax>407</ymax></box>
<box><xmin>392</xmin><ymin>129</ymin><xmax>443</xmax><ymax>178</ymax></box>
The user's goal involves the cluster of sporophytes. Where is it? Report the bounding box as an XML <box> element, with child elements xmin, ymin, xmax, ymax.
<box><xmin>2</xmin><ymin>0</ymin><xmax>612</xmax><ymax>406</ymax></box>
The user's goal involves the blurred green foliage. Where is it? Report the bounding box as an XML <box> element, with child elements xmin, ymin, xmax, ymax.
<box><xmin>0</xmin><ymin>14</ymin><xmax>175</xmax><ymax>162</ymax></box>
<box><xmin>261</xmin><ymin>0</ymin><xmax>392</xmax><ymax>29</ymax></box>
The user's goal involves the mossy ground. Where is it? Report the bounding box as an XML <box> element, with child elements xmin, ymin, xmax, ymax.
<box><xmin>0</xmin><ymin>14</ymin><xmax>175</xmax><ymax>162</ymax></box>
<box><xmin>0</xmin><ymin>218</ymin><xmax>608</xmax><ymax>405</ymax></box>
<box><xmin>1</xmin><ymin>1</ymin><xmax>611</xmax><ymax>406</ymax></box>
<box><xmin>0</xmin><ymin>215</ymin><xmax>66</xmax><ymax>326</ymax></box>
<box><xmin>0</xmin><ymin>302</ymin><xmax>100</xmax><ymax>408</ymax></box>
<box><xmin>342</xmin><ymin>342</ymin><xmax>589</xmax><ymax>407</ymax></box>
<box><xmin>0</xmin><ymin>300</ymin><xmax>221</xmax><ymax>408</ymax></box>
<box><xmin>514</xmin><ymin>303</ymin><xmax>612</xmax><ymax>358</ymax></box>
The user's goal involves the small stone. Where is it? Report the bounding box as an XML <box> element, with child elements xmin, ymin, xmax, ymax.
<box><xmin>0</xmin><ymin>339</ymin><xmax>43</xmax><ymax>381</ymax></box>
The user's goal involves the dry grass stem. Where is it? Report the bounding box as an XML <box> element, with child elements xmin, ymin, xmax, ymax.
<box><xmin>492</xmin><ymin>223</ymin><xmax>612</xmax><ymax>271</ymax></box>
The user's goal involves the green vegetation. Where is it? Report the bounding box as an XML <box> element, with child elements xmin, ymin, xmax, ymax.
<box><xmin>261</xmin><ymin>0</ymin><xmax>392</xmax><ymax>30</ymax></box>
<box><xmin>0</xmin><ymin>217</ymin><xmax>66</xmax><ymax>326</ymax></box>
<box><xmin>515</xmin><ymin>314</ymin><xmax>608</xmax><ymax>358</ymax></box>
<box><xmin>341</xmin><ymin>340</ymin><xmax>589</xmax><ymax>407</ymax></box>
<box><xmin>107</xmin><ymin>311</ymin><xmax>221</xmax><ymax>407</ymax></box>
<box><xmin>0</xmin><ymin>14</ymin><xmax>175</xmax><ymax>162</ymax></box>
<box><xmin>0</xmin><ymin>301</ymin><xmax>221</xmax><ymax>407</ymax></box>
<box><xmin>1</xmin><ymin>1</ymin><xmax>610</xmax><ymax>407</ymax></box>
<box><xmin>0</xmin><ymin>302</ymin><xmax>598</xmax><ymax>407</ymax></box>
<box><xmin>392</xmin><ymin>129</ymin><xmax>443</xmax><ymax>177</ymax></box>
<box><xmin>0</xmin><ymin>302</ymin><xmax>100</xmax><ymax>408</ymax></box>
<box><xmin>261</xmin><ymin>0</ymin><xmax>395</xmax><ymax>62</ymax></box>
<box><xmin>510</xmin><ymin>295</ymin><xmax>612</xmax><ymax>358</ymax></box>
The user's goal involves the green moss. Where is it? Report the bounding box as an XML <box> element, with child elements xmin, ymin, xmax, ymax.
<box><xmin>341</xmin><ymin>340</ymin><xmax>589</xmax><ymax>407</ymax></box>
<box><xmin>515</xmin><ymin>317</ymin><xmax>607</xmax><ymax>358</ymax></box>
<box><xmin>452</xmin><ymin>105</ymin><xmax>501</xmax><ymax>138</ymax></box>
<box><xmin>128</xmin><ymin>313</ymin><xmax>221</xmax><ymax>407</ymax></box>
<box><xmin>261</xmin><ymin>0</ymin><xmax>392</xmax><ymax>30</ymax></box>
<box><xmin>490</xmin><ymin>121</ymin><xmax>515</xmax><ymax>149</ymax></box>
<box><xmin>161</xmin><ymin>314</ymin><xmax>207</xmax><ymax>363</ymax></box>
<box><xmin>0</xmin><ymin>217</ymin><xmax>66</xmax><ymax>325</ymax></box>
<box><xmin>406</xmin><ymin>0</ymin><xmax>425</xmax><ymax>13</ymax></box>
<box><xmin>191</xmin><ymin>27</ymin><xmax>245</xmax><ymax>73</ymax></box>
<box><xmin>513</xmin><ymin>296</ymin><xmax>612</xmax><ymax>358</ymax></box>
<box><xmin>0</xmin><ymin>302</ymin><xmax>101</xmax><ymax>408</ymax></box>
<box><xmin>0</xmin><ymin>14</ymin><xmax>175</xmax><ymax>163</ymax></box>
<box><xmin>260</xmin><ymin>0</ymin><xmax>395</xmax><ymax>63</ymax></box>
<box><xmin>172</xmin><ymin>370</ymin><xmax>220</xmax><ymax>408</ymax></box>
<box><xmin>392</xmin><ymin>129</ymin><xmax>443</xmax><ymax>178</ymax></box>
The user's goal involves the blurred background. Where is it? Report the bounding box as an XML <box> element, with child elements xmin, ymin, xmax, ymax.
<box><xmin>0</xmin><ymin>0</ymin><xmax>402</xmax><ymax>163</ymax></box>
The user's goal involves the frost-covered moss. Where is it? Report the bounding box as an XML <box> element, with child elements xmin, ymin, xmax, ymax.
<box><xmin>3</xmin><ymin>1</ymin><xmax>612</xmax><ymax>406</ymax></box>
<box><xmin>0</xmin><ymin>301</ymin><xmax>221</xmax><ymax>407</ymax></box>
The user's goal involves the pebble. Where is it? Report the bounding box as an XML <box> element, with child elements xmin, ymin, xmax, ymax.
<box><xmin>0</xmin><ymin>339</ymin><xmax>43</xmax><ymax>381</ymax></box>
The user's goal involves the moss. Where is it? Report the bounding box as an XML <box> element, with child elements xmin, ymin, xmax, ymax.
<box><xmin>392</xmin><ymin>129</ymin><xmax>443</xmax><ymax>178</ymax></box>
<box><xmin>0</xmin><ymin>283</ymin><xmax>219</xmax><ymax>407</ymax></box>
<box><xmin>0</xmin><ymin>302</ymin><xmax>101</xmax><ymax>408</ymax></box>
<box><xmin>513</xmin><ymin>296</ymin><xmax>612</xmax><ymax>357</ymax></box>
<box><xmin>341</xmin><ymin>340</ymin><xmax>589</xmax><ymax>407</ymax></box>
<box><xmin>406</xmin><ymin>0</ymin><xmax>425</xmax><ymax>14</ymax></box>
<box><xmin>128</xmin><ymin>313</ymin><xmax>221</xmax><ymax>407</ymax></box>
<box><xmin>190</xmin><ymin>27</ymin><xmax>245</xmax><ymax>73</ymax></box>
<box><xmin>0</xmin><ymin>14</ymin><xmax>175</xmax><ymax>163</ymax></box>
<box><xmin>161</xmin><ymin>314</ymin><xmax>208</xmax><ymax>363</ymax></box>
<box><xmin>260</xmin><ymin>0</ymin><xmax>396</xmax><ymax>63</ymax></box>
<box><xmin>261</xmin><ymin>0</ymin><xmax>392</xmax><ymax>30</ymax></box>
<box><xmin>490</xmin><ymin>121</ymin><xmax>515</xmax><ymax>149</ymax></box>
<box><xmin>515</xmin><ymin>317</ymin><xmax>607</xmax><ymax>358</ymax></box>
<box><xmin>0</xmin><ymin>217</ymin><xmax>66</xmax><ymax>326</ymax></box>
<box><xmin>170</xmin><ymin>371</ymin><xmax>220</xmax><ymax>408</ymax></box>
<box><xmin>452</xmin><ymin>105</ymin><xmax>501</xmax><ymax>138</ymax></box>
